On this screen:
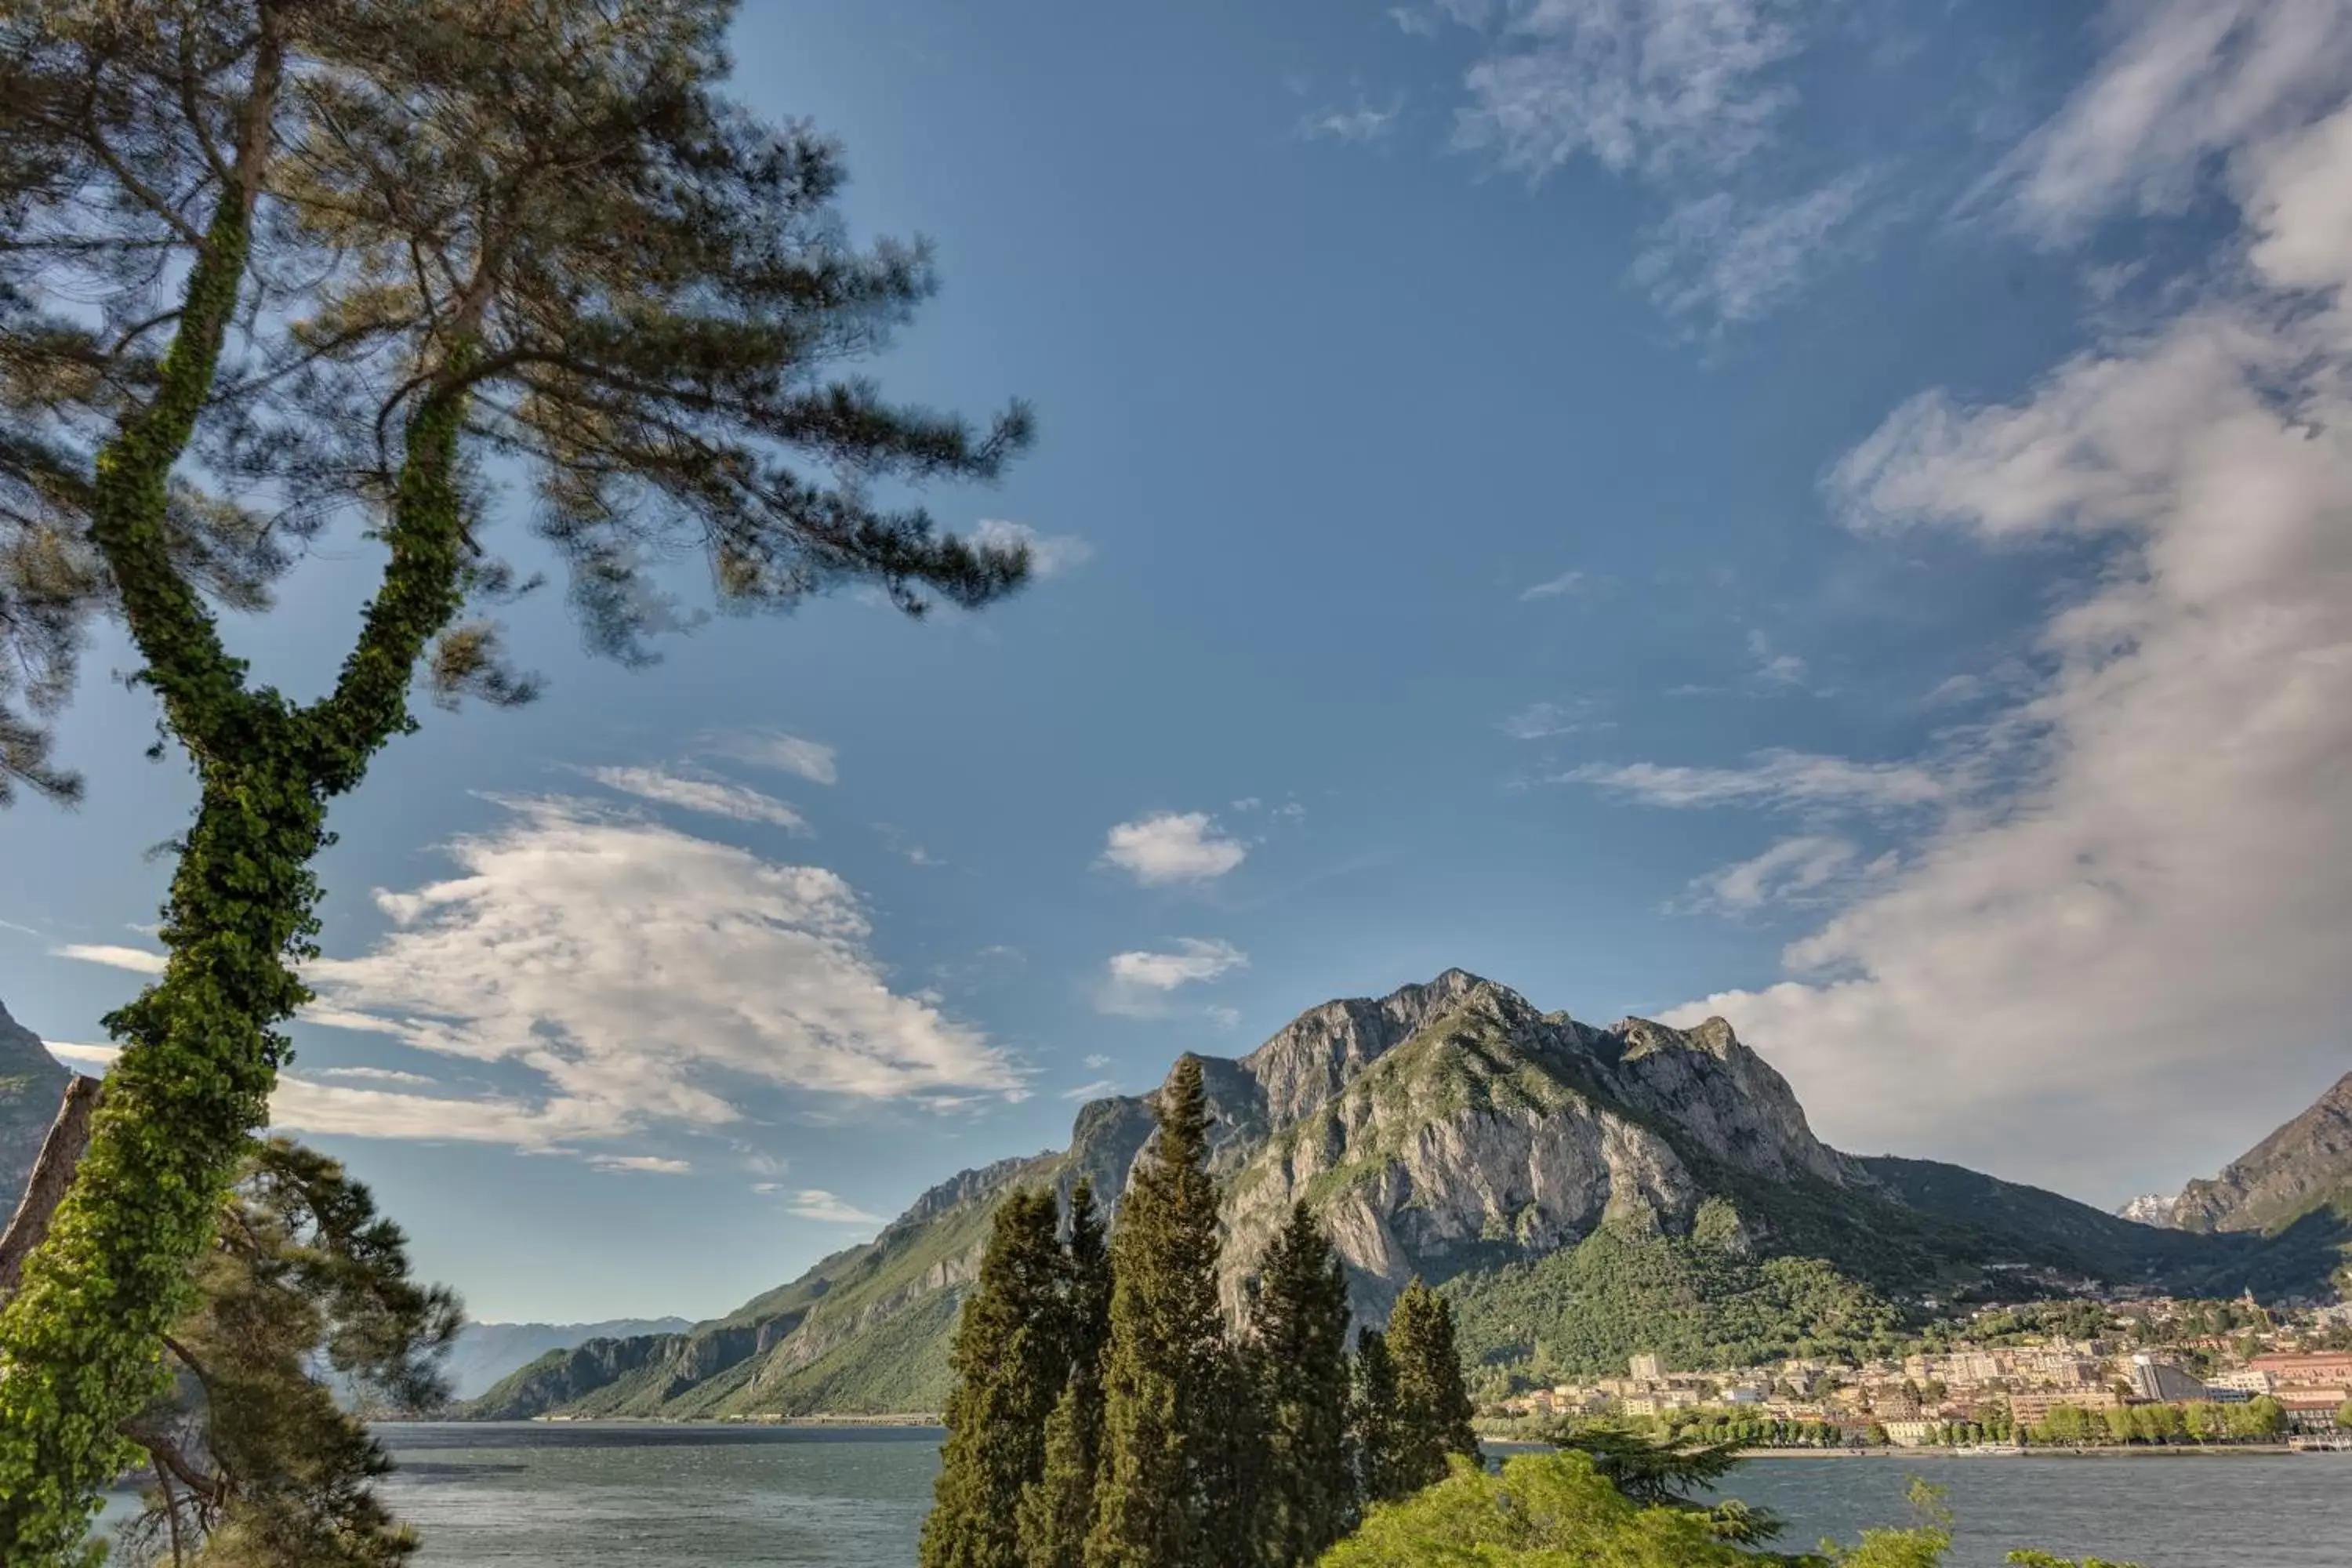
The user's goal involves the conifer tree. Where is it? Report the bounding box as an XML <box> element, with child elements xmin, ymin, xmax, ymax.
<box><xmin>1018</xmin><ymin>1178</ymin><xmax>1110</xmax><ymax>1568</ymax></box>
<box><xmin>1350</xmin><ymin>1327</ymin><xmax>1403</xmax><ymax>1505</ymax></box>
<box><xmin>1085</xmin><ymin>1056</ymin><xmax>1229</xmax><ymax>1568</ymax></box>
<box><xmin>1247</xmin><ymin>1202</ymin><xmax>1355</xmax><ymax>1564</ymax></box>
<box><xmin>1385</xmin><ymin>1280</ymin><xmax>1479</xmax><ymax>1495</ymax></box>
<box><xmin>922</xmin><ymin>1189</ymin><xmax>1071</xmax><ymax>1568</ymax></box>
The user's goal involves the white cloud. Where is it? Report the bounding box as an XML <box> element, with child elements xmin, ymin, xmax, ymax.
<box><xmin>1100</xmin><ymin>811</ymin><xmax>1248</xmax><ymax>885</ymax></box>
<box><xmin>53</xmin><ymin>943</ymin><xmax>165</xmax><ymax>975</ymax></box>
<box><xmin>1744</xmin><ymin>629</ymin><xmax>1809</xmax><ymax>690</ymax></box>
<box><xmin>45</xmin><ymin>1042</ymin><xmax>119</xmax><ymax>1071</ymax></box>
<box><xmin>1452</xmin><ymin>0</ymin><xmax>1805</xmax><ymax>180</ymax></box>
<box><xmin>1983</xmin><ymin>0</ymin><xmax>2352</xmax><ymax>244</ymax></box>
<box><xmin>1305</xmin><ymin>97</ymin><xmax>1404</xmax><ymax>144</ymax></box>
<box><xmin>312</xmin><ymin>1065</ymin><xmax>437</xmax><ymax>1086</ymax></box>
<box><xmin>1101</xmin><ymin>938</ymin><xmax>1250</xmax><ymax>1018</ymax></box>
<box><xmin>267</xmin><ymin>1075</ymin><xmax>606</xmax><ymax>1148</ymax></box>
<box><xmin>1563</xmin><ymin>750</ymin><xmax>1943</xmax><ymax>812</ymax></box>
<box><xmin>787</xmin><ymin>1189</ymin><xmax>884</xmax><ymax>1225</ymax></box>
<box><xmin>1501</xmin><ymin>701</ymin><xmax>1595</xmax><ymax>740</ymax></box>
<box><xmin>1667</xmin><ymin>47</ymin><xmax>2352</xmax><ymax>1196</ymax></box>
<box><xmin>588</xmin><ymin>1155</ymin><xmax>692</xmax><ymax>1175</ymax></box>
<box><xmin>1519</xmin><ymin>569</ymin><xmax>1585</xmax><ymax>600</ymax></box>
<box><xmin>971</xmin><ymin>518</ymin><xmax>1094</xmax><ymax>580</ymax></box>
<box><xmin>296</xmin><ymin>796</ymin><xmax>1018</xmax><ymax>1152</ymax></box>
<box><xmin>1061</xmin><ymin>1079</ymin><xmax>1120</xmax><ymax>1101</ymax></box>
<box><xmin>585</xmin><ymin>766</ymin><xmax>808</xmax><ymax>832</ymax></box>
<box><xmin>1681</xmin><ymin>834</ymin><xmax>1865</xmax><ymax>913</ymax></box>
<box><xmin>1634</xmin><ymin>172</ymin><xmax>1875</xmax><ymax>325</ymax></box>
<box><xmin>710</xmin><ymin>730</ymin><xmax>838</xmax><ymax>786</ymax></box>
<box><xmin>1083</xmin><ymin>1053</ymin><xmax>1112</xmax><ymax>1069</ymax></box>
<box><xmin>1205</xmin><ymin>1006</ymin><xmax>1244</xmax><ymax>1032</ymax></box>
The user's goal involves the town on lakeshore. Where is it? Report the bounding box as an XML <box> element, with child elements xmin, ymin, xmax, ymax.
<box><xmin>1486</xmin><ymin>1296</ymin><xmax>2352</xmax><ymax>1451</ymax></box>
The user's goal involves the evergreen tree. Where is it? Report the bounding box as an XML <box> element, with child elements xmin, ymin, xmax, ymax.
<box><xmin>1086</xmin><ymin>1057</ymin><xmax>1230</xmax><ymax>1568</ymax></box>
<box><xmin>1385</xmin><ymin>1280</ymin><xmax>1479</xmax><ymax>1494</ymax></box>
<box><xmin>922</xmin><ymin>1190</ymin><xmax>1072</xmax><ymax>1568</ymax></box>
<box><xmin>1247</xmin><ymin>1202</ymin><xmax>1355</xmax><ymax>1564</ymax></box>
<box><xmin>1350</xmin><ymin>1327</ymin><xmax>1403</xmax><ymax>1505</ymax></box>
<box><xmin>0</xmin><ymin>4</ymin><xmax>1033</xmax><ymax>1553</ymax></box>
<box><xmin>1018</xmin><ymin>1178</ymin><xmax>1111</xmax><ymax>1568</ymax></box>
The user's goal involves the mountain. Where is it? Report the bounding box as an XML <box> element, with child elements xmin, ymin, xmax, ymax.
<box><xmin>439</xmin><ymin>1318</ymin><xmax>696</xmax><ymax>1399</ymax></box>
<box><xmin>2</xmin><ymin>999</ymin><xmax>71</xmax><ymax>1214</ymax></box>
<box><xmin>470</xmin><ymin>970</ymin><xmax>2328</xmax><ymax>1421</ymax></box>
<box><xmin>2166</xmin><ymin>1071</ymin><xmax>2352</xmax><ymax>1236</ymax></box>
<box><xmin>2116</xmin><ymin>1192</ymin><xmax>2179</xmax><ymax>1227</ymax></box>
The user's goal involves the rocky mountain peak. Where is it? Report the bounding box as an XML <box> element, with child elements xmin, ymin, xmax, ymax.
<box><xmin>1236</xmin><ymin>967</ymin><xmax>1492</xmax><ymax>1131</ymax></box>
<box><xmin>2</xmin><ymin>997</ymin><xmax>72</xmax><ymax>1210</ymax></box>
<box><xmin>2169</xmin><ymin>1070</ymin><xmax>2352</xmax><ymax>1234</ymax></box>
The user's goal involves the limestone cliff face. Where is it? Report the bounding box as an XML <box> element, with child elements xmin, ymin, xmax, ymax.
<box><xmin>1</xmin><ymin>998</ymin><xmax>72</xmax><ymax>1212</ymax></box>
<box><xmin>2167</xmin><ymin>1071</ymin><xmax>2352</xmax><ymax>1234</ymax></box>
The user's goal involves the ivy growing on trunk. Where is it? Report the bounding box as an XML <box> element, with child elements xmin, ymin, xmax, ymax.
<box><xmin>0</xmin><ymin>2</ymin><xmax>1031</xmax><ymax>1558</ymax></box>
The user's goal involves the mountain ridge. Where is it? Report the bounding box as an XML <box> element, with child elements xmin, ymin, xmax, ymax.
<box><xmin>2</xmin><ymin>999</ymin><xmax>72</xmax><ymax>1216</ymax></box>
<box><xmin>464</xmin><ymin>971</ymin><xmax>2343</xmax><ymax>1419</ymax></box>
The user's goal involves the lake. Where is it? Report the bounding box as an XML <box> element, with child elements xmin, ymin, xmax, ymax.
<box><xmin>352</xmin><ymin>1424</ymin><xmax>2347</xmax><ymax>1567</ymax></box>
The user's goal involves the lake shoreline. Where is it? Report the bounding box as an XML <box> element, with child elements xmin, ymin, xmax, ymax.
<box><xmin>1726</xmin><ymin>1444</ymin><xmax>2299</xmax><ymax>1460</ymax></box>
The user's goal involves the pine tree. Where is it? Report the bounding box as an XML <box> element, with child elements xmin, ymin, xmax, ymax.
<box><xmin>1085</xmin><ymin>1057</ymin><xmax>1230</xmax><ymax>1568</ymax></box>
<box><xmin>1385</xmin><ymin>1280</ymin><xmax>1480</xmax><ymax>1495</ymax></box>
<box><xmin>0</xmin><ymin>5</ymin><xmax>1033</xmax><ymax>1554</ymax></box>
<box><xmin>922</xmin><ymin>1189</ymin><xmax>1071</xmax><ymax>1568</ymax></box>
<box><xmin>1247</xmin><ymin>1202</ymin><xmax>1355</xmax><ymax>1564</ymax></box>
<box><xmin>1350</xmin><ymin>1327</ymin><xmax>1403</xmax><ymax>1505</ymax></box>
<box><xmin>1018</xmin><ymin>1178</ymin><xmax>1111</xmax><ymax>1568</ymax></box>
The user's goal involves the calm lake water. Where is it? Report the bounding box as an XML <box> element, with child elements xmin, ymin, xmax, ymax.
<box><xmin>352</xmin><ymin>1423</ymin><xmax>2350</xmax><ymax>1568</ymax></box>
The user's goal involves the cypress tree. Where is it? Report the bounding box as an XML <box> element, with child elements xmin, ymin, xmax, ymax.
<box><xmin>1247</xmin><ymin>1202</ymin><xmax>1355</xmax><ymax>1564</ymax></box>
<box><xmin>1385</xmin><ymin>1280</ymin><xmax>1480</xmax><ymax>1494</ymax></box>
<box><xmin>923</xmin><ymin>1189</ymin><xmax>1070</xmax><ymax>1568</ymax></box>
<box><xmin>1085</xmin><ymin>1056</ymin><xmax>1229</xmax><ymax>1568</ymax></box>
<box><xmin>1350</xmin><ymin>1327</ymin><xmax>1403</xmax><ymax>1505</ymax></box>
<box><xmin>1018</xmin><ymin>1178</ymin><xmax>1111</xmax><ymax>1568</ymax></box>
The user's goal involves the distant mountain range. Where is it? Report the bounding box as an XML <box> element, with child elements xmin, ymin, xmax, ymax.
<box><xmin>469</xmin><ymin>970</ymin><xmax>2352</xmax><ymax>1422</ymax></box>
<box><xmin>2112</xmin><ymin>1070</ymin><xmax>2352</xmax><ymax>1240</ymax></box>
<box><xmin>441</xmin><ymin>1318</ymin><xmax>697</xmax><ymax>1399</ymax></box>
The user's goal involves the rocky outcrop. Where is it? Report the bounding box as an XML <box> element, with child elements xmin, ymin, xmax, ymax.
<box><xmin>1</xmin><ymin>999</ymin><xmax>72</xmax><ymax>1213</ymax></box>
<box><xmin>2168</xmin><ymin>1072</ymin><xmax>2352</xmax><ymax>1234</ymax></box>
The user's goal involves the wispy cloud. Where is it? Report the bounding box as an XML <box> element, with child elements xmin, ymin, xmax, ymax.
<box><xmin>1563</xmin><ymin>749</ymin><xmax>1942</xmax><ymax>813</ymax></box>
<box><xmin>709</xmin><ymin>730</ymin><xmax>838</xmax><ymax>786</ymax></box>
<box><xmin>786</xmin><ymin>1189</ymin><xmax>884</xmax><ymax>1225</ymax></box>
<box><xmin>588</xmin><ymin>1155</ymin><xmax>692</xmax><ymax>1175</ymax></box>
<box><xmin>1060</xmin><ymin>1078</ymin><xmax>1120</xmax><ymax>1101</ymax></box>
<box><xmin>1518</xmin><ymin>569</ymin><xmax>1584</xmax><ymax>601</ymax></box>
<box><xmin>971</xmin><ymin>518</ymin><xmax>1095</xmax><ymax>580</ymax></box>
<box><xmin>1450</xmin><ymin>0</ymin><xmax>1806</xmax><ymax>180</ymax></box>
<box><xmin>1083</xmin><ymin>1053</ymin><xmax>1111</xmax><ymax>1069</ymax></box>
<box><xmin>1634</xmin><ymin>171</ymin><xmax>1875</xmax><ymax>327</ymax></box>
<box><xmin>312</xmin><ymin>1065</ymin><xmax>438</xmax><ymax>1087</ymax></box>
<box><xmin>1305</xmin><ymin>96</ymin><xmax>1404</xmax><ymax>145</ymax></box>
<box><xmin>1501</xmin><ymin>700</ymin><xmax>1598</xmax><ymax>740</ymax></box>
<box><xmin>52</xmin><ymin>942</ymin><xmax>164</xmax><ymax>975</ymax></box>
<box><xmin>585</xmin><ymin>765</ymin><xmax>808</xmax><ymax>831</ymax></box>
<box><xmin>1099</xmin><ymin>811</ymin><xmax>1248</xmax><ymax>885</ymax></box>
<box><xmin>45</xmin><ymin>1042</ymin><xmax>119</xmax><ymax>1071</ymax></box>
<box><xmin>1679</xmin><ymin>834</ymin><xmax>1871</xmax><ymax>913</ymax></box>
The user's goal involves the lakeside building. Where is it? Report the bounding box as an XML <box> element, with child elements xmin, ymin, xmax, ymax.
<box><xmin>1628</xmin><ymin>1352</ymin><xmax>1664</xmax><ymax>1383</ymax></box>
<box><xmin>1882</xmin><ymin>1420</ymin><xmax>1941</xmax><ymax>1447</ymax></box>
<box><xmin>2129</xmin><ymin>1355</ymin><xmax>2212</xmax><ymax>1403</ymax></box>
<box><xmin>2007</xmin><ymin>1389</ymin><xmax>2122</xmax><ymax>1425</ymax></box>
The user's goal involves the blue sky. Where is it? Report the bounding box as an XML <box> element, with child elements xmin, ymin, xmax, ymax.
<box><xmin>7</xmin><ymin>0</ymin><xmax>2352</xmax><ymax>1323</ymax></box>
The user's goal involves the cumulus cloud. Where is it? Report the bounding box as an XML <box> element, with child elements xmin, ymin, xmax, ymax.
<box><xmin>971</xmin><ymin>518</ymin><xmax>1094</xmax><ymax>580</ymax></box>
<box><xmin>787</xmin><ymin>1189</ymin><xmax>884</xmax><ymax>1225</ymax></box>
<box><xmin>1634</xmin><ymin>172</ymin><xmax>1875</xmax><ymax>326</ymax></box>
<box><xmin>1100</xmin><ymin>811</ymin><xmax>1248</xmax><ymax>885</ymax></box>
<box><xmin>1661</xmin><ymin>27</ymin><xmax>2352</xmax><ymax>1196</ymax></box>
<box><xmin>52</xmin><ymin>943</ymin><xmax>165</xmax><ymax>975</ymax></box>
<box><xmin>1980</xmin><ymin>0</ymin><xmax>2352</xmax><ymax>244</ymax></box>
<box><xmin>1563</xmin><ymin>750</ymin><xmax>1943</xmax><ymax>813</ymax></box>
<box><xmin>1101</xmin><ymin>938</ymin><xmax>1250</xmax><ymax>1018</ymax></box>
<box><xmin>585</xmin><ymin>766</ymin><xmax>808</xmax><ymax>831</ymax></box>
<box><xmin>1451</xmin><ymin>0</ymin><xmax>1805</xmax><ymax>180</ymax></box>
<box><xmin>294</xmin><ymin>796</ymin><xmax>1018</xmax><ymax>1152</ymax></box>
<box><xmin>45</xmin><ymin>1042</ymin><xmax>119</xmax><ymax>1070</ymax></box>
<box><xmin>1083</xmin><ymin>1053</ymin><xmax>1112</xmax><ymax>1069</ymax></box>
<box><xmin>710</xmin><ymin>730</ymin><xmax>838</xmax><ymax>786</ymax></box>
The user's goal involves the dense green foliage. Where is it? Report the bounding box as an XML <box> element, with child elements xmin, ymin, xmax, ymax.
<box><xmin>1247</xmin><ymin>1203</ymin><xmax>1356</xmax><ymax>1565</ymax></box>
<box><xmin>1348</xmin><ymin>1329</ymin><xmax>1402</xmax><ymax>1505</ymax></box>
<box><xmin>1381</xmin><ymin>1282</ymin><xmax>1480</xmax><ymax>1497</ymax></box>
<box><xmin>1018</xmin><ymin>1179</ymin><xmax>1110</xmax><ymax>1568</ymax></box>
<box><xmin>1446</xmin><ymin>1208</ymin><xmax>1907</xmax><ymax>1384</ymax></box>
<box><xmin>114</xmin><ymin>1139</ymin><xmax>461</xmax><ymax>1568</ymax></box>
<box><xmin>1087</xmin><ymin>1057</ymin><xmax>1234</xmax><ymax>1568</ymax></box>
<box><xmin>0</xmin><ymin>3</ymin><xmax>1032</xmax><ymax>1555</ymax></box>
<box><xmin>1541</xmin><ymin>1421</ymin><xmax>1780</xmax><ymax>1545</ymax></box>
